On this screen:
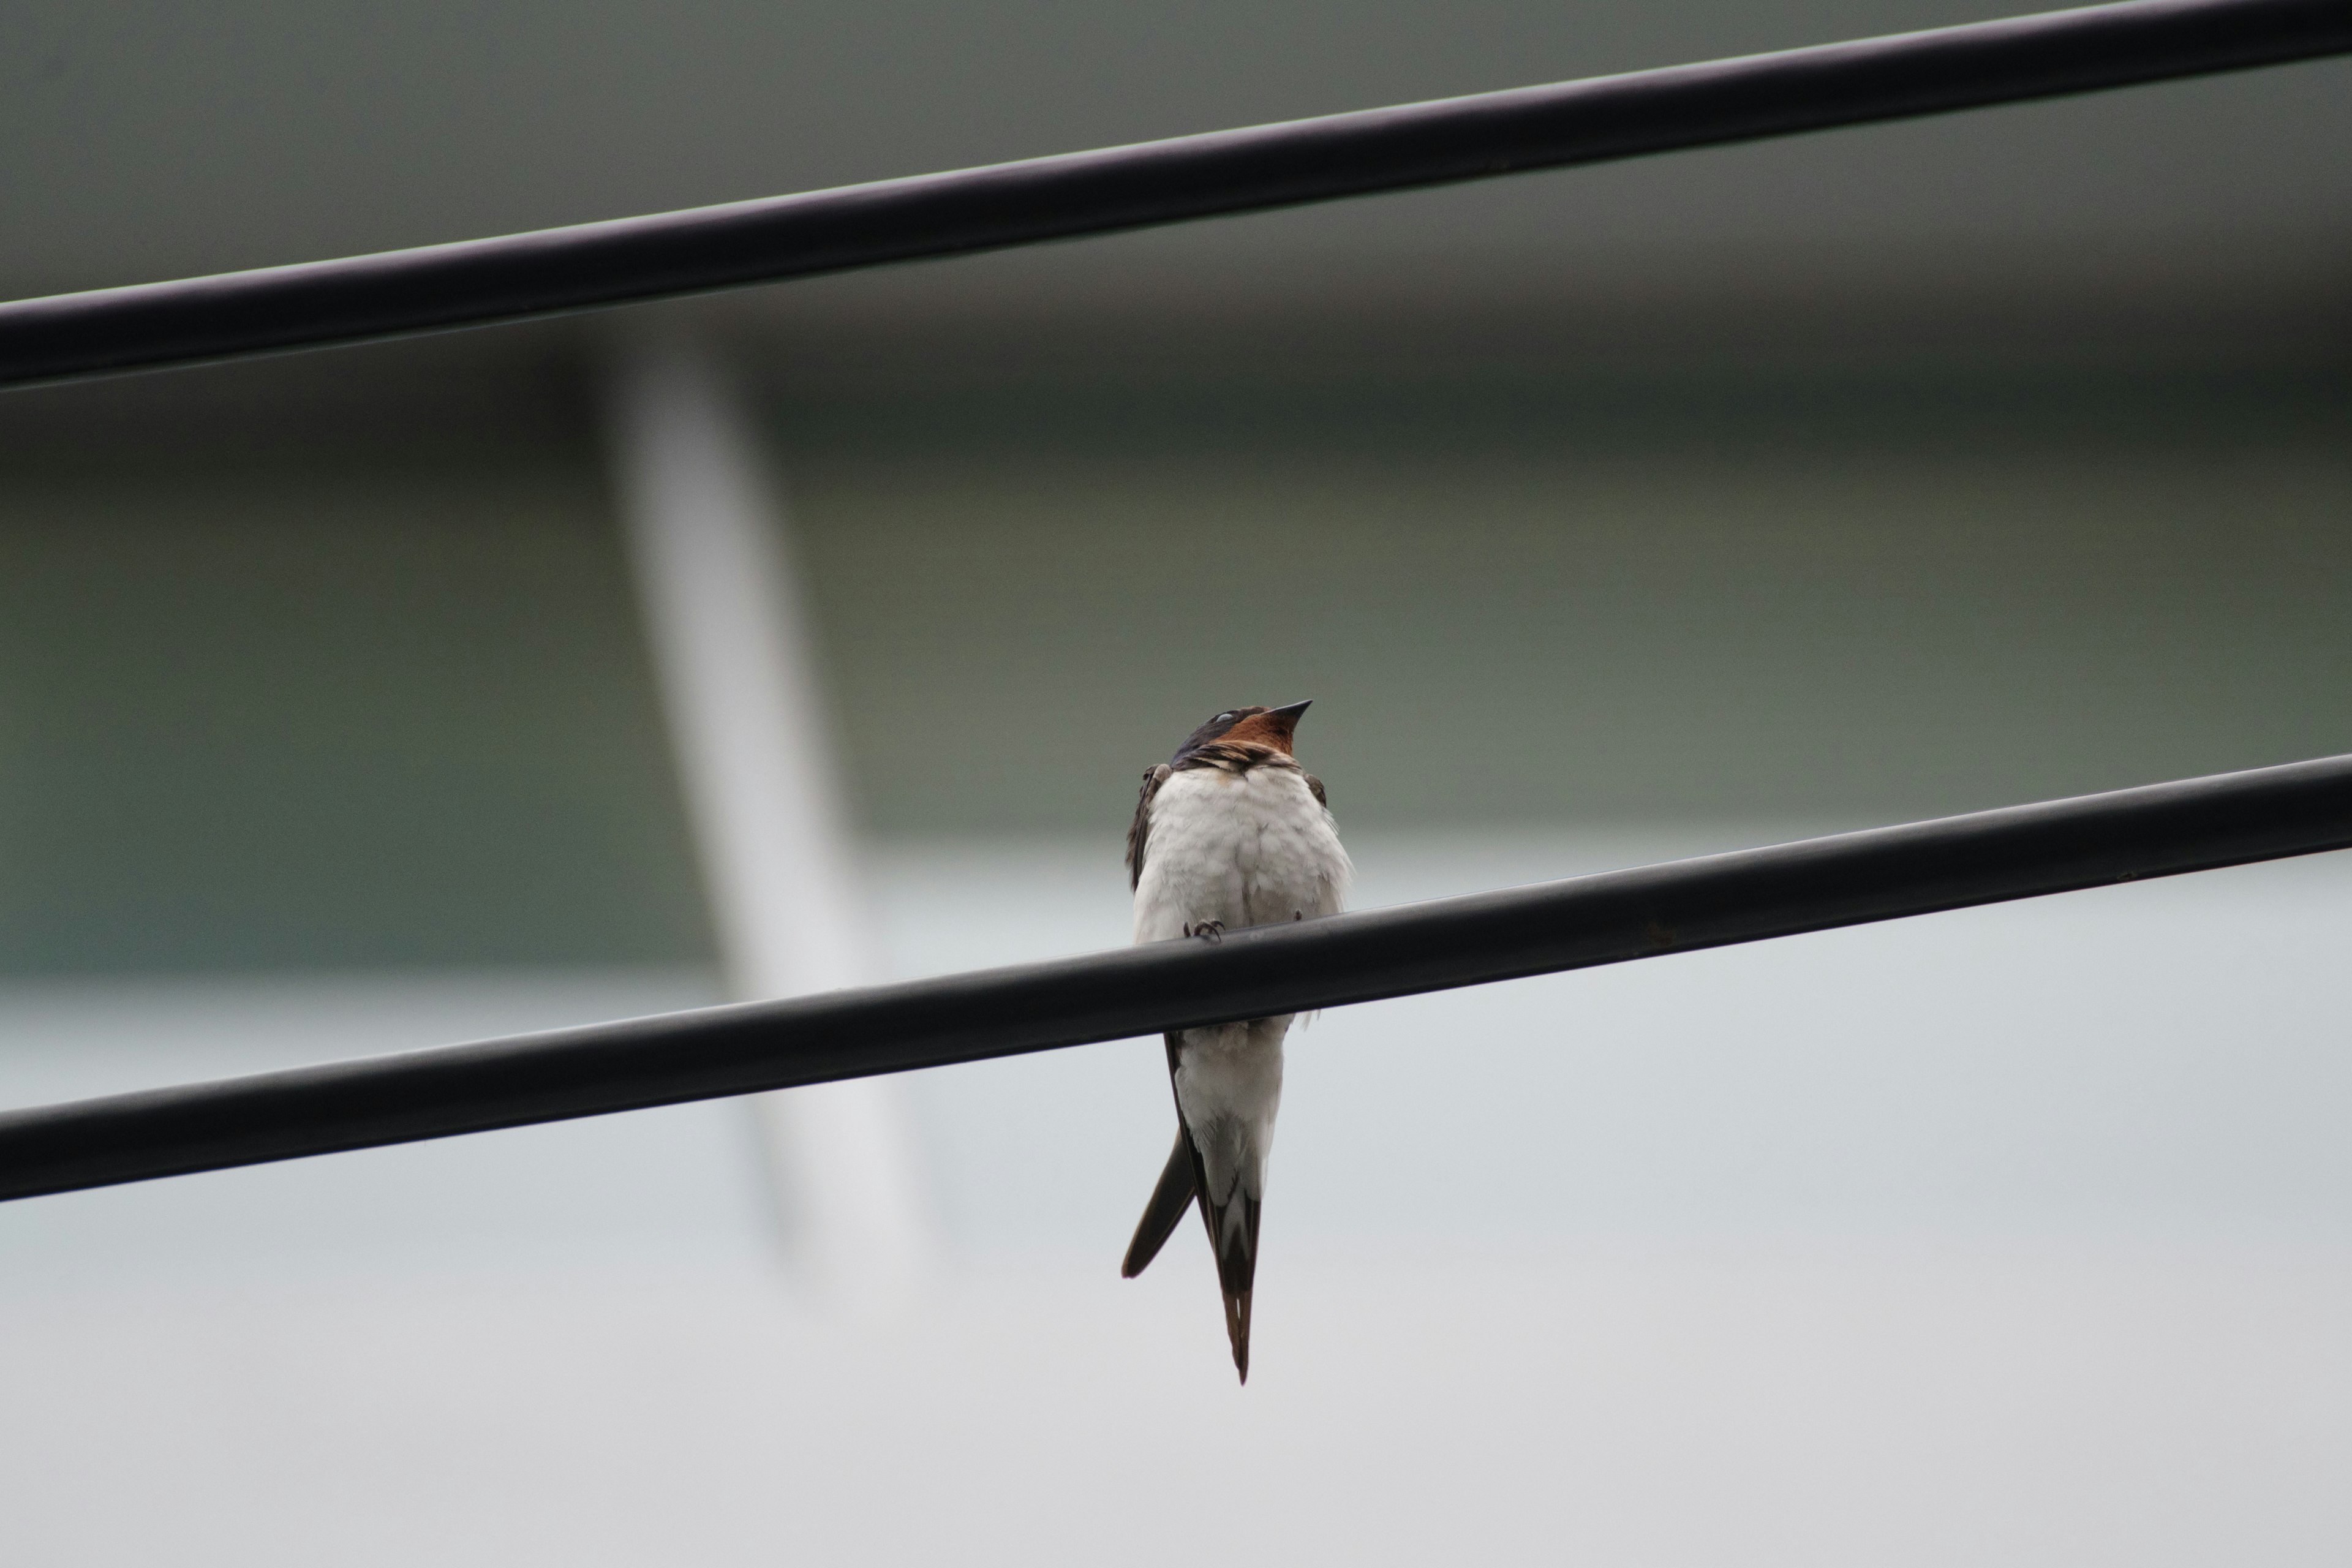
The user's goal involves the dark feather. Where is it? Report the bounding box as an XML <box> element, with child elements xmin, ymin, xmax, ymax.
<box><xmin>1120</xmin><ymin>1125</ymin><xmax>1198</xmax><ymax>1278</ymax></box>
<box><xmin>1193</xmin><ymin>1162</ymin><xmax>1262</xmax><ymax>1384</ymax></box>
<box><xmin>1126</xmin><ymin>764</ymin><xmax>1170</xmax><ymax>890</ymax></box>
<box><xmin>1305</xmin><ymin>772</ymin><xmax>1327</xmax><ymax>808</ymax></box>
<box><xmin>1169</xmin><ymin>706</ymin><xmax>1262</xmax><ymax>768</ymax></box>
<box><xmin>1123</xmin><ymin>1031</ymin><xmax>1264</xmax><ymax>1381</ymax></box>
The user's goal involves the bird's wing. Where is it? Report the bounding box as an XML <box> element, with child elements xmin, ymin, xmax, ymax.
<box><xmin>1120</xmin><ymin>1107</ymin><xmax>1199</xmax><ymax>1279</ymax></box>
<box><xmin>1126</xmin><ymin>763</ymin><xmax>1171</xmax><ymax>890</ymax></box>
<box><xmin>1123</xmin><ymin>1031</ymin><xmax>1199</xmax><ymax>1279</ymax></box>
<box><xmin>1304</xmin><ymin>772</ymin><xmax>1327</xmax><ymax>808</ymax></box>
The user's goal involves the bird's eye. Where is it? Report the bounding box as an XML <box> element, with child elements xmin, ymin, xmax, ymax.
<box><xmin>1215</xmin><ymin>712</ymin><xmax>1235</xmax><ymax>723</ymax></box>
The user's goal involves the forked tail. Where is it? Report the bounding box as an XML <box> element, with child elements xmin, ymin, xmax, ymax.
<box><xmin>1120</xmin><ymin>1120</ymin><xmax>1264</xmax><ymax>1382</ymax></box>
<box><xmin>1199</xmin><ymin>1181</ymin><xmax>1263</xmax><ymax>1382</ymax></box>
<box><xmin>1121</xmin><ymin>1129</ymin><xmax>1198</xmax><ymax>1279</ymax></box>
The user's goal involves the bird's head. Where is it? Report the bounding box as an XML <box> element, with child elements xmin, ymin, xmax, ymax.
<box><xmin>1172</xmin><ymin>699</ymin><xmax>1311</xmax><ymax>763</ymax></box>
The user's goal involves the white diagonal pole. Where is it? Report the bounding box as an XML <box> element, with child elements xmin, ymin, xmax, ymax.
<box><xmin>603</xmin><ymin>334</ymin><xmax>933</xmax><ymax>1304</ymax></box>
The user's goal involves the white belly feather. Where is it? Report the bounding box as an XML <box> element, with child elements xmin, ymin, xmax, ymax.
<box><xmin>1132</xmin><ymin>762</ymin><xmax>1351</xmax><ymax>1206</ymax></box>
<box><xmin>1132</xmin><ymin>764</ymin><xmax>1351</xmax><ymax>945</ymax></box>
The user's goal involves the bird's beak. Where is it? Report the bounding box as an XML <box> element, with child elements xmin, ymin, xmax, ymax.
<box><xmin>1267</xmin><ymin>699</ymin><xmax>1313</xmax><ymax>723</ymax></box>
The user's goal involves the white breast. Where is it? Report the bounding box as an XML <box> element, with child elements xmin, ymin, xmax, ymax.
<box><xmin>1132</xmin><ymin>764</ymin><xmax>1351</xmax><ymax>945</ymax></box>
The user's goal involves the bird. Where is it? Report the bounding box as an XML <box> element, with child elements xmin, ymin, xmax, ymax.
<box><xmin>1118</xmin><ymin>699</ymin><xmax>1352</xmax><ymax>1382</ymax></box>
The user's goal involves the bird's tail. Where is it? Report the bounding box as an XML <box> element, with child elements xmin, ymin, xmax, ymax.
<box><xmin>1121</xmin><ymin>1121</ymin><xmax>1264</xmax><ymax>1382</ymax></box>
<box><xmin>1199</xmin><ymin>1180</ymin><xmax>1262</xmax><ymax>1383</ymax></box>
<box><xmin>1121</xmin><ymin>1129</ymin><xmax>1198</xmax><ymax>1279</ymax></box>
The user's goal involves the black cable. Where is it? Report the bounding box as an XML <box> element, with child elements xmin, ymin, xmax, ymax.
<box><xmin>2</xmin><ymin>0</ymin><xmax>2346</xmax><ymax>388</ymax></box>
<box><xmin>1</xmin><ymin>752</ymin><xmax>2346</xmax><ymax>1202</ymax></box>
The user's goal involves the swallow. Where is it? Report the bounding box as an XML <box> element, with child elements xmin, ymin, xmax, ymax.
<box><xmin>1119</xmin><ymin>700</ymin><xmax>1352</xmax><ymax>1382</ymax></box>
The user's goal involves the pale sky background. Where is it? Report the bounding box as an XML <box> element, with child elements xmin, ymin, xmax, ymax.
<box><xmin>2</xmin><ymin>0</ymin><xmax>2348</xmax><ymax>1558</ymax></box>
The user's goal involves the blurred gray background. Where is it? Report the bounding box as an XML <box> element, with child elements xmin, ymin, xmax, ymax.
<box><xmin>1</xmin><ymin>1</ymin><xmax>2348</xmax><ymax>1562</ymax></box>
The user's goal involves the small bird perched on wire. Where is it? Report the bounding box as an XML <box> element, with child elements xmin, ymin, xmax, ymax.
<box><xmin>1120</xmin><ymin>700</ymin><xmax>1352</xmax><ymax>1382</ymax></box>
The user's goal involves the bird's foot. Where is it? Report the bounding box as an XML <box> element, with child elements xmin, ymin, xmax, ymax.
<box><xmin>1184</xmin><ymin>920</ymin><xmax>1226</xmax><ymax>942</ymax></box>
